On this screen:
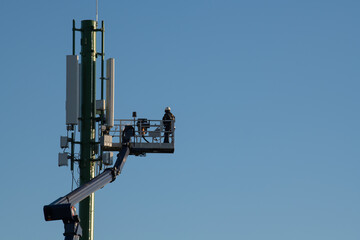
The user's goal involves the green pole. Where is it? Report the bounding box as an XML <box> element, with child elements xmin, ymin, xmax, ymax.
<box><xmin>79</xmin><ymin>20</ymin><xmax>97</xmax><ymax>240</ymax></box>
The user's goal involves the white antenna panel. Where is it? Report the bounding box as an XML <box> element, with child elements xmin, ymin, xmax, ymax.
<box><xmin>106</xmin><ymin>58</ymin><xmax>115</xmax><ymax>128</ymax></box>
<box><xmin>66</xmin><ymin>55</ymin><xmax>79</xmax><ymax>125</ymax></box>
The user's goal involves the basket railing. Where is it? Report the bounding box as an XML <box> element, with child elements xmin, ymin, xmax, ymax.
<box><xmin>109</xmin><ymin>119</ymin><xmax>175</xmax><ymax>145</ymax></box>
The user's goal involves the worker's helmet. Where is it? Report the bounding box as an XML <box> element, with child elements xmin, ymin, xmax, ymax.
<box><xmin>165</xmin><ymin>106</ymin><xmax>171</xmax><ymax>112</ymax></box>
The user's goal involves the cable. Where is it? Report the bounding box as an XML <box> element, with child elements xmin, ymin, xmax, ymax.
<box><xmin>142</xmin><ymin>136</ymin><xmax>150</xmax><ymax>143</ymax></box>
<box><xmin>71</xmin><ymin>170</ymin><xmax>74</xmax><ymax>191</ymax></box>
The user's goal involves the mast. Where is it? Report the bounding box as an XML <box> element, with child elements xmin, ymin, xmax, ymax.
<box><xmin>79</xmin><ymin>20</ymin><xmax>97</xmax><ymax>240</ymax></box>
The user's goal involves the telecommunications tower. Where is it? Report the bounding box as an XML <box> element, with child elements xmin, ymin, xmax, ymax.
<box><xmin>43</xmin><ymin>19</ymin><xmax>175</xmax><ymax>240</ymax></box>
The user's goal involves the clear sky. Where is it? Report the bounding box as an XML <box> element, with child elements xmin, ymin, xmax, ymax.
<box><xmin>0</xmin><ymin>0</ymin><xmax>359</xmax><ymax>239</ymax></box>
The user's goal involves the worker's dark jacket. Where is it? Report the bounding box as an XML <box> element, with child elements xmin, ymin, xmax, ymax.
<box><xmin>162</xmin><ymin>112</ymin><xmax>175</xmax><ymax>131</ymax></box>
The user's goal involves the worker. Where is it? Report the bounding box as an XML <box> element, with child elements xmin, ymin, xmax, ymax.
<box><xmin>162</xmin><ymin>107</ymin><xmax>175</xmax><ymax>143</ymax></box>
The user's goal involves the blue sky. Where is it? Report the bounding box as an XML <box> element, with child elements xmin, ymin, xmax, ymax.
<box><xmin>0</xmin><ymin>1</ymin><xmax>359</xmax><ymax>239</ymax></box>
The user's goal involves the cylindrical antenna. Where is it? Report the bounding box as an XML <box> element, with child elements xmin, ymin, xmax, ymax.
<box><xmin>96</xmin><ymin>0</ymin><xmax>98</xmax><ymax>22</ymax></box>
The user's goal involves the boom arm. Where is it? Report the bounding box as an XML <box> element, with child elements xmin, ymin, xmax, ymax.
<box><xmin>43</xmin><ymin>144</ymin><xmax>130</xmax><ymax>240</ymax></box>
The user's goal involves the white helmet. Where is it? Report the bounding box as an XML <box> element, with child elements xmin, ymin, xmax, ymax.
<box><xmin>165</xmin><ymin>106</ymin><xmax>171</xmax><ymax>111</ymax></box>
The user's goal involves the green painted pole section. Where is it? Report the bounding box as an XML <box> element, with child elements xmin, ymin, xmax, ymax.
<box><xmin>79</xmin><ymin>20</ymin><xmax>97</xmax><ymax>240</ymax></box>
<box><xmin>100</xmin><ymin>21</ymin><xmax>105</xmax><ymax>170</ymax></box>
<box><xmin>72</xmin><ymin>20</ymin><xmax>76</xmax><ymax>55</ymax></box>
<box><xmin>101</xmin><ymin>21</ymin><xmax>105</xmax><ymax>102</ymax></box>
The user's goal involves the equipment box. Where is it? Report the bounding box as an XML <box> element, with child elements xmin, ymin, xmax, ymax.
<box><xmin>100</xmin><ymin>135</ymin><xmax>113</xmax><ymax>147</ymax></box>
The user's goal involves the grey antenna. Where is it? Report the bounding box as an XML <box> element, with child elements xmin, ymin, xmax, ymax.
<box><xmin>96</xmin><ymin>0</ymin><xmax>99</xmax><ymax>22</ymax></box>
